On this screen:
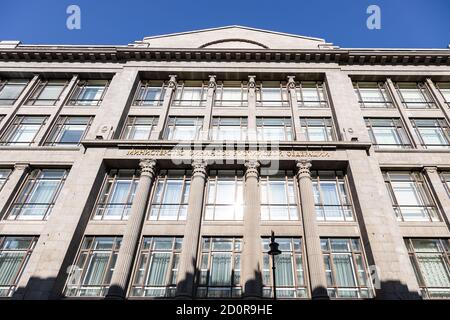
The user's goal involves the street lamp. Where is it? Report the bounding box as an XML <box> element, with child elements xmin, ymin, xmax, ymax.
<box><xmin>267</xmin><ymin>230</ymin><xmax>281</xmax><ymax>300</ymax></box>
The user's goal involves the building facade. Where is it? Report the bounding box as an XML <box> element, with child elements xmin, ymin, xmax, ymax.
<box><xmin>0</xmin><ymin>26</ymin><xmax>449</xmax><ymax>300</ymax></box>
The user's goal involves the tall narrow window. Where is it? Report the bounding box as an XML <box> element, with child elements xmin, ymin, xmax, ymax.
<box><xmin>197</xmin><ymin>237</ymin><xmax>242</xmax><ymax>298</ymax></box>
<box><xmin>1</xmin><ymin>116</ymin><xmax>47</xmax><ymax>146</ymax></box>
<box><xmin>92</xmin><ymin>169</ymin><xmax>139</xmax><ymax>220</ymax></box>
<box><xmin>214</xmin><ymin>81</ymin><xmax>248</xmax><ymax>107</ymax></box>
<box><xmin>0</xmin><ymin>79</ymin><xmax>28</xmax><ymax>105</ymax></box>
<box><xmin>436</xmin><ymin>83</ymin><xmax>450</xmax><ymax>107</ymax></box>
<box><xmin>300</xmin><ymin>118</ymin><xmax>336</xmax><ymax>141</ymax></box>
<box><xmin>321</xmin><ymin>238</ymin><xmax>373</xmax><ymax>299</ymax></box>
<box><xmin>440</xmin><ymin>172</ymin><xmax>450</xmax><ymax>198</ymax></box>
<box><xmin>68</xmin><ymin>80</ymin><xmax>109</xmax><ymax>106</ymax></box>
<box><xmin>0</xmin><ymin>169</ymin><xmax>11</xmax><ymax>191</ymax></box>
<box><xmin>0</xmin><ymin>236</ymin><xmax>37</xmax><ymax>297</ymax></box>
<box><xmin>164</xmin><ymin>117</ymin><xmax>203</xmax><ymax>140</ymax></box>
<box><xmin>257</xmin><ymin>117</ymin><xmax>293</xmax><ymax>141</ymax></box>
<box><xmin>172</xmin><ymin>81</ymin><xmax>207</xmax><ymax>107</ymax></box>
<box><xmin>148</xmin><ymin>170</ymin><xmax>190</xmax><ymax>221</ymax></box>
<box><xmin>256</xmin><ymin>81</ymin><xmax>289</xmax><ymax>107</ymax></box>
<box><xmin>365</xmin><ymin>118</ymin><xmax>411</xmax><ymax>149</ymax></box>
<box><xmin>312</xmin><ymin>171</ymin><xmax>354</xmax><ymax>221</ymax></box>
<box><xmin>7</xmin><ymin>169</ymin><xmax>68</xmax><ymax>220</ymax></box>
<box><xmin>383</xmin><ymin>171</ymin><xmax>440</xmax><ymax>222</ymax></box>
<box><xmin>210</xmin><ymin>117</ymin><xmax>247</xmax><ymax>141</ymax></box>
<box><xmin>411</xmin><ymin>119</ymin><xmax>450</xmax><ymax>149</ymax></box>
<box><xmin>121</xmin><ymin>117</ymin><xmax>158</xmax><ymax>140</ymax></box>
<box><xmin>205</xmin><ymin>170</ymin><xmax>244</xmax><ymax>221</ymax></box>
<box><xmin>296</xmin><ymin>82</ymin><xmax>328</xmax><ymax>108</ymax></box>
<box><xmin>396</xmin><ymin>82</ymin><xmax>436</xmax><ymax>109</ymax></box>
<box><xmin>262</xmin><ymin>238</ymin><xmax>307</xmax><ymax>298</ymax></box>
<box><xmin>353</xmin><ymin>82</ymin><xmax>393</xmax><ymax>108</ymax></box>
<box><xmin>45</xmin><ymin>116</ymin><xmax>92</xmax><ymax>146</ymax></box>
<box><xmin>25</xmin><ymin>80</ymin><xmax>68</xmax><ymax>106</ymax></box>
<box><xmin>260</xmin><ymin>171</ymin><xmax>299</xmax><ymax>221</ymax></box>
<box><xmin>65</xmin><ymin>236</ymin><xmax>121</xmax><ymax>297</ymax></box>
<box><xmin>406</xmin><ymin>238</ymin><xmax>450</xmax><ymax>299</ymax></box>
<box><xmin>130</xmin><ymin>237</ymin><xmax>182</xmax><ymax>297</ymax></box>
<box><xmin>133</xmin><ymin>81</ymin><xmax>166</xmax><ymax>106</ymax></box>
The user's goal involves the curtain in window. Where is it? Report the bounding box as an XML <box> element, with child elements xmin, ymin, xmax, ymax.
<box><xmin>417</xmin><ymin>254</ymin><xmax>450</xmax><ymax>287</ymax></box>
<box><xmin>84</xmin><ymin>252</ymin><xmax>109</xmax><ymax>286</ymax></box>
<box><xmin>275</xmin><ymin>254</ymin><xmax>294</xmax><ymax>286</ymax></box>
<box><xmin>105</xmin><ymin>181</ymin><xmax>131</xmax><ymax>217</ymax></box>
<box><xmin>0</xmin><ymin>252</ymin><xmax>24</xmax><ymax>285</ymax></box>
<box><xmin>210</xmin><ymin>253</ymin><xmax>231</xmax><ymax>286</ymax></box>
<box><xmin>11</xmin><ymin>125</ymin><xmax>39</xmax><ymax>143</ymax></box>
<box><xmin>146</xmin><ymin>252</ymin><xmax>170</xmax><ymax>286</ymax></box>
<box><xmin>332</xmin><ymin>254</ymin><xmax>356</xmax><ymax>287</ymax></box>
<box><xmin>321</xmin><ymin>182</ymin><xmax>341</xmax><ymax>219</ymax></box>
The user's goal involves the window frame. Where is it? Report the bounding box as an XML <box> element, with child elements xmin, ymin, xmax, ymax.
<box><xmin>163</xmin><ymin>117</ymin><xmax>203</xmax><ymax>140</ymax></box>
<box><xmin>365</xmin><ymin>118</ymin><xmax>412</xmax><ymax>149</ymax></box>
<box><xmin>0</xmin><ymin>115</ymin><xmax>48</xmax><ymax>146</ymax></box>
<box><xmin>44</xmin><ymin>116</ymin><xmax>93</xmax><ymax>146</ymax></box>
<box><xmin>256</xmin><ymin>117</ymin><xmax>294</xmax><ymax>141</ymax></box>
<box><xmin>296</xmin><ymin>81</ymin><xmax>329</xmax><ymax>108</ymax></box>
<box><xmin>256</xmin><ymin>81</ymin><xmax>289</xmax><ymax>108</ymax></box>
<box><xmin>0</xmin><ymin>79</ymin><xmax>28</xmax><ymax>105</ymax></box>
<box><xmin>300</xmin><ymin>117</ymin><xmax>336</xmax><ymax>142</ymax></box>
<box><xmin>214</xmin><ymin>81</ymin><xmax>248</xmax><ymax>107</ymax></box>
<box><xmin>395</xmin><ymin>82</ymin><xmax>436</xmax><ymax>109</ymax></box>
<box><xmin>120</xmin><ymin>116</ymin><xmax>158</xmax><ymax>140</ymax></box>
<box><xmin>132</xmin><ymin>80</ymin><xmax>166</xmax><ymax>107</ymax></box>
<box><xmin>25</xmin><ymin>79</ymin><xmax>69</xmax><ymax>106</ymax></box>
<box><xmin>210</xmin><ymin>117</ymin><xmax>248</xmax><ymax>141</ymax></box>
<box><xmin>67</xmin><ymin>79</ymin><xmax>109</xmax><ymax>106</ymax></box>
<box><xmin>172</xmin><ymin>81</ymin><xmax>208</xmax><ymax>107</ymax></box>
<box><xmin>353</xmin><ymin>81</ymin><xmax>393</xmax><ymax>109</ymax></box>
<box><xmin>411</xmin><ymin>118</ymin><xmax>450</xmax><ymax>149</ymax></box>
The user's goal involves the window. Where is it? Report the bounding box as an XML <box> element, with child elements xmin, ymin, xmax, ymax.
<box><xmin>383</xmin><ymin>171</ymin><xmax>440</xmax><ymax>222</ymax></box>
<box><xmin>411</xmin><ymin>119</ymin><xmax>450</xmax><ymax>149</ymax></box>
<box><xmin>92</xmin><ymin>169</ymin><xmax>139</xmax><ymax>220</ymax></box>
<box><xmin>0</xmin><ymin>236</ymin><xmax>37</xmax><ymax>297</ymax></box>
<box><xmin>25</xmin><ymin>80</ymin><xmax>67</xmax><ymax>106</ymax></box>
<box><xmin>148</xmin><ymin>170</ymin><xmax>190</xmax><ymax>221</ymax></box>
<box><xmin>65</xmin><ymin>236</ymin><xmax>121</xmax><ymax>297</ymax></box>
<box><xmin>197</xmin><ymin>237</ymin><xmax>242</xmax><ymax>298</ymax></box>
<box><xmin>396</xmin><ymin>82</ymin><xmax>436</xmax><ymax>109</ymax></box>
<box><xmin>300</xmin><ymin>118</ymin><xmax>336</xmax><ymax>141</ymax></box>
<box><xmin>440</xmin><ymin>172</ymin><xmax>450</xmax><ymax>198</ymax></box>
<box><xmin>1</xmin><ymin>116</ymin><xmax>47</xmax><ymax>146</ymax></box>
<box><xmin>256</xmin><ymin>118</ymin><xmax>293</xmax><ymax>141</ymax></box>
<box><xmin>296</xmin><ymin>82</ymin><xmax>328</xmax><ymax>108</ymax></box>
<box><xmin>262</xmin><ymin>238</ymin><xmax>307</xmax><ymax>298</ymax></box>
<box><xmin>365</xmin><ymin>118</ymin><xmax>411</xmax><ymax>149</ymax></box>
<box><xmin>215</xmin><ymin>81</ymin><xmax>248</xmax><ymax>107</ymax></box>
<box><xmin>436</xmin><ymin>83</ymin><xmax>450</xmax><ymax>107</ymax></box>
<box><xmin>130</xmin><ymin>237</ymin><xmax>182</xmax><ymax>297</ymax></box>
<box><xmin>260</xmin><ymin>171</ymin><xmax>299</xmax><ymax>221</ymax></box>
<box><xmin>312</xmin><ymin>171</ymin><xmax>354</xmax><ymax>222</ymax></box>
<box><xmin>0</xmin><ymin>79</ymin><xmax>28</xmax><ymax>105</ymax></box>
<box><xmin>353</xmin><ymin>82</ymin><xmax>393</xmax><ymax>108</ymax></box>
<box><xmin>45</xmin><ymin>116</ymin><xmax>92</xmax><ymax>146</ymax></box>
<box><xmin>7</xmin><ymin>169</ymin><xmax>68</xmax><ymax>220</ymax></box>
<box><xmin>133</xmin><ymin>81</ymin><xmax>166</xmax><ymax>106</ymax></box>
<box><xmin>68</xmin><ymin>80</ymin><xmax>109</xmax><ymax>106</ymax></box>
<box><xmin>0</xmin><ymin>169</ymin><xmax>11</xmax><ymax>190</ymax></box>
<box><xmin>205</xmin><ymin>170</ymin><xmax>244</xmax><ymax>221</ymax></box>
<box><xmin>321</xmin><ymin>238</ymin><xmax>373</xmax><ymax>299</ymax></box>
<box><xmin>211</xmin><ymin>117</ymin><xmax>247</xmax><ymax>141</ymax></box>
<box><xmin>172</xmin><ymin>81</ymin><xmax>207</xmax><ymax>107</ymax></box>
<box><xmin>164</xmin><ymin>117</ymin><xmax>203</xmax><ymax>140</ymax></box>
<box><xmin>256</xmin><ymin>81</ymin><xmax>289</xmax><ymax>107</ymax></box>
<box><xmin>406</xmin><ymin>238</ymin><xmax>450</xmax><ymax>299</ymax></box>
<box><xmin>121</xmin><ymin>117</ymin><xmax>158</xmax><ymax>140</ymax></box>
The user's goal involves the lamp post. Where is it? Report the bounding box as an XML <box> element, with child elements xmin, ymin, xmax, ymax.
<box><xmin>268</xmin><ymin>231</ymin><xmax>281</xmax><ymax>300</ymax></box>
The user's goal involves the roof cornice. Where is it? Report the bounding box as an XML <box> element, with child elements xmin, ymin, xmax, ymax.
<box><xmin>0</xmin><ymin>46</ymin><xmax>449</xmax><ymax>66</ymax></box>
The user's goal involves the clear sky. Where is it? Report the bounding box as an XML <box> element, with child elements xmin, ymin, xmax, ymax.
<box><xmin>0</xmin><ymin>0</ymin><xmax>449</xmax><ymax>48</ymax></box>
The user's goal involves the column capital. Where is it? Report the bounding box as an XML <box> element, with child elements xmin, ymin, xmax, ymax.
<box><xmin>296</xmin><ymin>160</ymin><xmax>312</xmax><ymax>179</ymax></box>
<box><xmin>14</xmin><ymin>163</ymin><xmax>30</xmax><ymax>171</ymax></box>
<box><xmin>168</xmin><ymin>75</ymin><xmax>178</xmax><ymax>88</ymax></box>
<box><xmin>208</xmin><ymin>75</ymin><xmax>217</xmax><ymax>89</ymax></box>
<box><xmin>244</xmin><ymin>160</ymin><xmax>260</xmax><ymax>179</ymax></box>
<box><xmin>192</xmin><ymin>159</ymin><xmax>208</xmax><ymax>178</ymax></box>
<box><xmin>139</xmin><ymin>159</ymin><xmax>157</xmax><ymax>178</ymax></box>
<box><xmin>287</xmin><ymin>76</ymin><xmax>296</xmax><ymax>90</ymax></box>
<box><xmin>247</xmin><ymin>75</ymin><xmax>256</xmax><ymax>89</ymax></box>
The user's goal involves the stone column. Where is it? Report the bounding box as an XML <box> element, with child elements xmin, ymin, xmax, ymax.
<box><xmin>151</xmin><ymin>74</ymin><xmax>177</xmax><ymax>139</ymax></box>
<box><xmin>296</xmin><ymin>160</ymin><xmax>329</xmax><ymax>299</ymax></box>
<box><xmin>242</xmin><ymin>160</ymin><xmax>262</xmax><ymax>298</ymax></box>
<box><xmin>201</xmin><ymin>75</ymin><xmax>217</xmax><ymax>140</ymax></box>
<box><xmin>247</xmin><ymin>76</ymin><xmax>257</xmax><ymax>141</ymax></box>
<box><xmin>287</xmin><ymin>76</ymin><xmax>302</xmax><ymax>140</ymax></box>
<box><xmin>106</xmin><ymin>159</ymin><xmax>157</xmax><ymax>299</ymax></box>
<box><xmin>176</xmin><ymin>159</ymin><xmax>207</xmax><ymax>298</ymax></box>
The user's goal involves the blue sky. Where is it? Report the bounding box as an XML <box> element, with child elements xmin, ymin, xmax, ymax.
<box><xmin>0</xmin><ymin>0</ymin><xmax>449</xmax><ymax>48</ymax></box>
